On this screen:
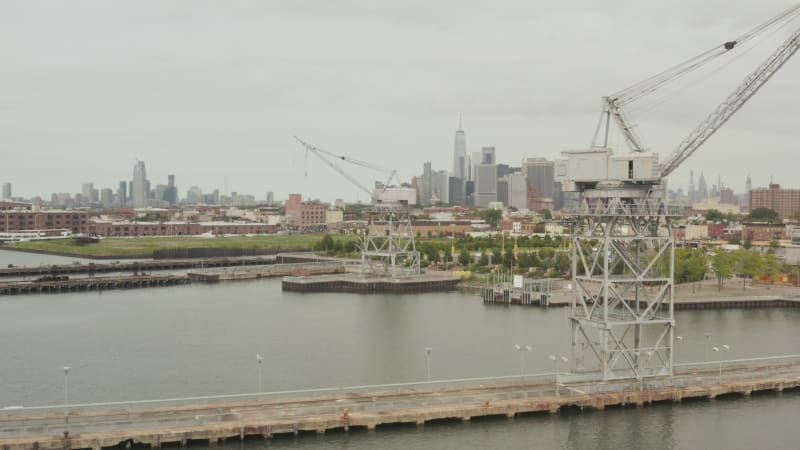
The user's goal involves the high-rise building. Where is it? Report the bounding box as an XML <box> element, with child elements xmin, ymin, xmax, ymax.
<box><xmin>452</xmin><ymin>118</ymin><xmax>467</xmax><ymax>180</ymax></box>
<box><xmin>162</xmin><ymin>174</ymin><xmax>178</xmax><ymax>205</ymax></box>
<box><xmin>432</xmin><ymin>170</ymin><xmax>449</xmax><ymax>204</ymax></box>
<box><xmin>82</xmin><ymin>183</ymin><xmax>94</xmax><ymax>206</ymax></box>
<box><xmin>481</xmin><ymin>146</ymin><xmax>496</xmax><ymax>164</ymax></box>
<box><xmin>474</xmin><ymin>163</ymin><xmax>498</xmax><ymax>208</ymax></box>
<box><xmin>750</xmin><ymin>182</ymin><xmax>800</xmax><ymax>220</ymax></box>
<box><xmin>522</xmin><ymin>158</ymin><xmax>555</xmax><ymax>205</ymax></box>
<box><xmin>2</xmin><ymin>183</ymin><xmax>11</xmax><ymax>200</ymax></box>
<box><xmin>508</xmin><ymin>173</ymin><xmax>528</xmax><ymax>210</ymax></box>
<box><xmin>266</xmin><ymin>191</ymin><xmax>274</xmax><ymax>205</ymax></box>
<box><xmin>744</xmin><ymin>174</ymin><xmax>752</xmax><ymax>212</ymax></box>
<box><xmin>448</xmin><ymin>177</ymin><xmax>464</xmax><ymax>205</ymax></box>
<box><xmin>688</xmin><ymin>170</ymin><xmax>696</xmax><ymax>203</ymax></box>
<box><xmin>117</xmin><ymin>181</ymin><xmax>127</xmax><ymax>207</ymax></box>
<box><xmin>420</xmin><ymin>162</ymin><xmax>433</xmax><ymax>206</ymax></box>
<box><xmin>697</xmin><ymin>171</ymin><xmax>708</xmax><ymax>202</ymax></box>
<box><xmin>100</xmin><ymin>188</ymin><xmax>114</xmax><ymax>208</ymax></box>
<box><xmin>132</xmin><ymin>161</ymin><xmax>148</xmax><ymax>208</ymax></box>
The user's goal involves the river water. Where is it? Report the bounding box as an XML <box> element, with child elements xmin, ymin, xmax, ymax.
<box><xmin>0</xmin><ymin>249</ymin><xmax>799</xmax><ymax>449</ymax></box>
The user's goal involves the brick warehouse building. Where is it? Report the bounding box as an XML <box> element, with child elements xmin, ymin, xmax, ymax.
<box><xmin>284</xmin><ymin>194</ymin><xmax>328</xmax><ymax>228</ymax></box>
<box><xmin>1</xmin><ymin>210</ymin><xmax>89</xmax><ymax>234</ymax></box>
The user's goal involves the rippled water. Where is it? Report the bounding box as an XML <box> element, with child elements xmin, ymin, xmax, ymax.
<box><xmin>1</xmin><ymin>249</ymin><xmax>799</xmax><ymax>449</ymax></box>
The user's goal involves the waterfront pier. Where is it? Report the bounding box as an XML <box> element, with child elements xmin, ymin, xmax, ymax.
<box><xmin>1</xmin><ymin>357</ymin><xmax>797</xmax><ymax>450</ymax></box>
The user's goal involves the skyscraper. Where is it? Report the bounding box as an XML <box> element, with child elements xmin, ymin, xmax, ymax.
<box><xmin>474</xmin><ymin>162</ymin><xmax>498</xmax><ymax>208</ymax></box>
<box><xmin>480</xmin><ymin>146</ymin><xmax>496</xmax><ymax>165</ymax></box>
<box><xmin>2</xmin><ymin>183</ymin><xmax>10</xmax><ymax>200</ymax></box>
<box><xmin>132</xmin><ymin>161</ymin><xmax>148</xmax><ymax>208</ymax></box>
<box><xmin>117</xmin><ymin>181</ymin><xmax>127</xmax><ymax>207</ymax></box>
<box><xmin>697</xmin><ymin>171</ymin><xmax>708</xmax><ymax>202</ymax></box>
<box><xmin>452</xmin><ymin>117</ymin><xmax>467</xmax><ymax>180</ymax></box>
<box><xmin>688</xmin><ymin>171</ymin><xmax>696</xmax><ymax>202</ymax></box>
<box><xmin>522</xmin><ymin>158</ymin><xmax>555</xmax><ymax>204</ymax></box>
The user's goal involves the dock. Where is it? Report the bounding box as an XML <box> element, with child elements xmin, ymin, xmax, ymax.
<box><xmin>0</xmin><ymin>274</ymin><xmax>189</xmax><ymax>295</ymax></box>
<box><xmin>0</xmin><ymin>357</ymin><xmax>797</xmax><ymax>450</ymax></box>
<box><xmin>0</xmin><ymin>255</ymin><xmax>325</xmax><ymax>278</ymax></box>
<box><xmin>282</xmin><ymin>272</ymin><xmax>460</xmax><ymax>293</ymax></box>
<box><xmin>188</xmin><ymin>262</ymin><xmax>345</xmax><ymax>283</ymax></box>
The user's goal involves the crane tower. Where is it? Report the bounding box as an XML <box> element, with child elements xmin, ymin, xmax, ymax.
<box><xmin>556</xmin><ymin>5</ymin><xmax>800</xmax><ymax>381</ymax></box>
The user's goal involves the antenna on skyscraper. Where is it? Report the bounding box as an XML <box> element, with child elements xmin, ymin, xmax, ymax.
<box><xmin>459</xmin><ymin>114</ymin><xmax>462</xmax><ymax>131</ymax></box>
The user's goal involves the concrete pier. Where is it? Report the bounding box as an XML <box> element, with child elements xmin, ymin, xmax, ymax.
<box><xmin>1</xmin><ymin>362</ymin><xmax>797</xmax><ymax>450</ymax></box>
<box><xmin>282</xmin><ymin>272</ymin><xmax>460</xmax><ymax>293</ymax></box>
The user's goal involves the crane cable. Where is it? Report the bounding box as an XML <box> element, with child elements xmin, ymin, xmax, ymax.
<box><xmin>612</xmin><ymin>4</ymin><xmax>800</xmax><ymax>107</ymax></box>
<box><xmin>630</xmin><ymin>13</ymin><xmax>800</xmax><ymax>116</ymax></box>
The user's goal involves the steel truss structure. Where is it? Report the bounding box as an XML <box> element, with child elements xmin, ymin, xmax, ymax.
<box><xmin>359</xmin><ymin>213</ymin><xmax>421</xmax><ymax>278</ymax></box>
<box><xmin>568</xmin><ymin>187</ymin><xmax>681</xmax><ymax>381</ymax></box>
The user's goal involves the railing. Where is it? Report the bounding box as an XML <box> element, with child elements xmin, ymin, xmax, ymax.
<box><xmin>2</xmin><ymin>354</ymin><xmax>798</xmax><ymax>418</ymax></box>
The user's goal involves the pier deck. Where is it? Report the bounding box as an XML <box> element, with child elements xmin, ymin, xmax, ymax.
<box><xmin>1</xmin><ymin>358</ymin><xmax>797</xmax><ymax>450</ymax></box>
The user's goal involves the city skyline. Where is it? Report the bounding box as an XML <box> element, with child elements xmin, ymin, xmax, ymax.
<box><xmin>1</xmin><ymin>1</ymin><xmax>797</xmax><ymax>202</ymax></box>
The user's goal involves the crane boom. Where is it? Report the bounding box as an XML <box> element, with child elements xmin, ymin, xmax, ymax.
<box><xmin>294</xmin><ymin>136</ymin><xmax>398</xmax><ymax>203</ymax></box>
<box><xmin>660</xmin><ymin>24</ymin><xmax>800</xmax><ymax>177</ymax></box>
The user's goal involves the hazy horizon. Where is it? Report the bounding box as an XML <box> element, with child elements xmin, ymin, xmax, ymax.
<box><xmin>2</xmin><ymin>1</ymin><xmax>797</xmax><ymax>203</ymax></box>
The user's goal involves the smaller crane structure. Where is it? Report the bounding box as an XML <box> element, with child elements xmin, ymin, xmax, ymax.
<box><xmin>556</xmin><ymin>5</ymin><xmax>800</xmax><ymax>381</ymax></box>
<box><xmin>294</xmin><ymin>136</ymin><xmax>398</xmax><ymax>205</ymax></box>
<box><xmin>294</xmin><ymin>136</ymin><xmax>421</xmax><ymax>278</ymax></box>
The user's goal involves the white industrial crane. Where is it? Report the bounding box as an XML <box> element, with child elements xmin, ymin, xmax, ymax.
<box><xmin>294</xmin><ymin>136</ymin><xmax>399</xmax><ymax>204</ymax></box>
<box><xmin>557</xmin><ymin>5</ymin><xmax>799</xmax><ymax>382</ymax></box>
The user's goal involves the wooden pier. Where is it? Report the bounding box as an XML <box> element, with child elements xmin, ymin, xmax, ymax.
<box><xmin>0</xmin><ymin>274</ymin><xmax>190</xmax><ymax>295</ymax></box>
<box><xmin>0</xmin><ymin>361</ymin><xmax>797</xmax><ymax>450</ymax></box>
<box><xmin>0</xmin><ymin>255</ymin><xmax>322</xmax><ymax>278</ymax></box>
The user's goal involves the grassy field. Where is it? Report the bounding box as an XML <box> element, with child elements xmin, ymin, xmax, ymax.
<box><xmin>8</xmin><ymin>234</ymin><xmax>332</xmax><ymax>257</ymax></box>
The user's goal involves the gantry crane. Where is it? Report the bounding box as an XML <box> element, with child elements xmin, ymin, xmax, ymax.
<box><xmin>556</xmin><ymin>4</ymin><xmax>800</xmax><ymax>381</ymax></box>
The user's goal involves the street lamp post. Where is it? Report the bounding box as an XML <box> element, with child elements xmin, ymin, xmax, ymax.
<box><xmin>514</xmin><ymin>344</ymin><xmax>533</xmax><ymax>380</ymax></box>
<box><xmin>425</xmin><ymin>347</ymin><xmax>433</xmax><ymax>382</ymax></box>
<box><xmin>256</xmin><ymin>354</ymin><xmax>264</xmax><ymax>393</ymax></box>
<box><xmin>63</xmin><ymin>366</ymin><xmax>71</xmax><ymax>429</ymax></box>
<box><xmin>63</xmin><ymin>366</ymin><xmax>70</xmax><ymax>405</ymax></box>
<box><xmin>548</xmin><ymin>355</ymin><xmax>568</xmax><ymax>397</ymax></box>
<box><xmin>712</xmin><ymin>344</ymin><xmax>730</xmax><ymax>383</ymax></box>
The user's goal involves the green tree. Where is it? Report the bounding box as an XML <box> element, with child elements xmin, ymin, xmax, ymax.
<box><xmin>705</xmin><ymin>209</ymin><xmax>725</xmax><ymax>222</ymax></box>
<box><xmin>748</xmin><ymin>207</ymin><xmax>780</xmax><ymax>223</ymax></box>
<box><xmin>553</xmin><ymin>252</ymin><xmax>571</xmax><ymax>275</ymax></box>
<box><xmin>478</xmin><ymin>252</ymin><xmax>489</xmax><ymax>267</ymax></box>
<box><xmin>539</xmin><ymin>209</ymin><xmax>552</xmax><ymax>220</ymax></box>
<box><xmin>728</xmin><ymin>235</ymin><xmax>741</xmax><ymax>245</ymax></box>
<box><xmin>318</xmin><ymin>234</ymin><xmax>335</xmax><ymax>253</ymax></box>
<box><xmin>709</xmin><ymin>248</ymin><xmax>734</xmax><ymax>291</ymax></box>
<box><xmin>444</xmin><ymin>248</ymin><xmax>453</xmax><ymax>263</ymax></box>
<box><xmin>458</xmin><ymin>250</ymin><xmax>471</xmax><ymax>267</ymax></box>
<box><xmin>762</xmin><ymin>252</ymin><xmax>782</xmax><ymax>289</ymax></box>
<box><xmin>734</xmin><ymin>249</ymin><xmax>764</xmax><ymax>290</ymax></box>
<box><xmin>480</xmin><ymin>209</ymin><xmax>503</xmax><ymax>228</ymax></box>
<box><xmin>502</xmin><ymin>250</ymin><xmax>515</xmax><ymax>268</ymax></box>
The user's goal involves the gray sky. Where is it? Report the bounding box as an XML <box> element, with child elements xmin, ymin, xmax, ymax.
<box><xmin>1</xmin><ymin>0</ymin><xmax>798</xmax><ymax>202</ymax></box>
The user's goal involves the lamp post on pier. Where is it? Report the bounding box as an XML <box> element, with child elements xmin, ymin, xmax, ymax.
<box><xmin>425</xmin><ymin>347</ymin><xmax>433</xmax><ymax>382</ymax></box>
<box><xmin>712</xmin><ymin>344</ymin><xmax>730</xmax><ymax>383</ymax></box>
<box><xmin>256</xmin><ymin>354</ymin><xmax>264</xmax><ymax>393</ymax></box>
<box><xmin>514</xmin><ymin>344</ymin><xmax>532</xmax><ymax>380</ymax></box>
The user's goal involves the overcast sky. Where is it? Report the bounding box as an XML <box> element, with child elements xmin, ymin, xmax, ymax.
<box><xmin>1</xmin><ymin>0</ymin><xmax>798</xmax><ymax>202</ymax></box>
